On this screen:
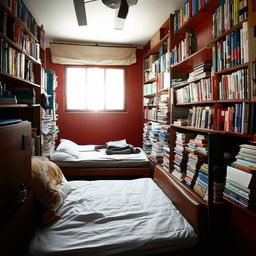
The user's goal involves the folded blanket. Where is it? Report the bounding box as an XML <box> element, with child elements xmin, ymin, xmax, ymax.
<box><xmin>106</xmin><ymin>145</ymin><xmax>141</xmax><ymax>155</ymax></box>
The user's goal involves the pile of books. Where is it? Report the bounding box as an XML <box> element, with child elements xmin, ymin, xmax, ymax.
<box><xmin>142</xmin><ymin>122</ymin><xmax>152</xmax><ymax>155</ymax></box>
<box><xmin>194</xmin><ymin>163</ymin><xmax>209</xmax><ymax>200</ymax></box>
<box><xmin>187</xmin><ymin>62</ymin><xmax>211</xmax><ymax>82</ymax></box>
<box><xmin>223</xmin><ymin>144</ymin><xmax>256</xmax><ymax>209</ymax></box>
<box><xmin>162</xmin><ymin>145</ymin><xmax>170</xmax><ymax>170</ymax></box>
<box><xmin>148</xmin><ymin>123</ymin><xmax>162</xmax><ymax>163</ymax></box>
<box><xmin>172</xmin><ymin>132</ymin><xmax>194</xmax><ymax>181</ymax></box>
<box><xmin>184</xmin><ymin>134</ymin><xmax>208</xmax><ymax>188</ymax></box>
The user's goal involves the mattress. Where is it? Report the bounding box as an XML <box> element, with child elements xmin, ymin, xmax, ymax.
<box><xmin>30</xmin><ymin>178</ymin><xmax>197</xmax><ymax>256</ymax></box>
<box><xmin>50</xmin><ymin>146</ymin><xmax>149</xmax><ymax>168</ymax></box>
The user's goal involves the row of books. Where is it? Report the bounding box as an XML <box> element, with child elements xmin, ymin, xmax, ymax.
<box><xmin>223</xmin><ymin>144</ymin><xmax>256</xmax><ymax>209</ymax></box>
<box><xmin>218</xmin><ymin>68</ymin><xmax>248</xmax><ymax>100</ymax></box>
<box><xmin>144</xmin><ymin>97</ymin><xmax>156</xmax><ymax>106</ymax></box>
<box><xmin>170</xmin><ymin>29</ymin><xmax>197</xmax><ymax>66</ymax></box>
<box><xmin>157</xmin><ymin>102</ymin><xmax>169</xmax><ymax>124</ymax></box>
<box><xmin>173</xmin><ymin>0</ymin><xmax>210</xmax><ymax>32</ymax></box>
<box><xmin>142</xmin><ymin>122</ymin><xmax>152</xmax><ymax>155</ymax></box>
<box><xmin>144</xmin><ymin>82</ymin><xmax>157</xmax><ymax>96</ymax></box>
<box><xmin>212</xmin><ymin>0</ymin><xmax>248</xmax><ymax>39</ymax></box>
<box><xmin>0</xmin><ymin>39</ymin><xmax>34</xmax><ymax>82</ymax></box>
<box><xmin>175</xmin><ymin>77</ymin><xmax>213</xmax><ymax>104</ymax></box>
<box><xmin>2</xmin><ymin>0</ymin><xmax>39</xmax><ymax>38</ymax></box>
<box><xmin>187</xmin><ymin>106</ymin><xmax>215</xmax><ymax>129</ymax></box>
<box><xmin>156</xmin><ymin>72</ymin><xmax>170</xmax><ymax>91</ymax></box>
<box><xmin>0</xmin><ymin>9</ymin><xmax>40</xmax><ymax>61</ymax></box>
<box><xmin>144</xmin><ymin>107</ymin><xmax>157</xmax><ymax>121</ymax></box>
<box><xmin>215</xmin><ymin>102</ymin><xmax>249</xmax><ymax>134</ymax></box>
<box><xmin>212</xmin><ymin>22</ymin><xmax>249</xmax><ymax>72</ymax></box>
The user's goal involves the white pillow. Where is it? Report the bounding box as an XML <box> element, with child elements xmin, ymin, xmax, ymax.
<box><xmin>56</xmin><ymin>139</ymin><xmax>80</xmax><ymax>158</ymax></box>
<box><xmin>107</xmin><ymin>139</ymin><xmax>128</xmax><ymax>148</ymax></box>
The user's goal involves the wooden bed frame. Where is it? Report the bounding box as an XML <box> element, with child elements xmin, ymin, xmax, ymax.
<box><xmin>0</xmin><ymin>159</ymin><xmax>208</xmax><ymax>255</ymax></box>
<box><xmin>61</xmin><ymin>166</ymin><xmax>152</xmax><ymax>178</ymax></box>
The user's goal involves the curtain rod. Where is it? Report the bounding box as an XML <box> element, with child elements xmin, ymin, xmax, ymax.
<box><xmin>50</xmin><ymin>41</ymin><xmax>138</xmax><ymax>49</ymax></box>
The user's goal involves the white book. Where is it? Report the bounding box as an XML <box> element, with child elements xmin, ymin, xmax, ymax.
<box><xmin>226</xmin><ymin>165</ymin><xmax>255</xmax><ymax>188</ymax></box>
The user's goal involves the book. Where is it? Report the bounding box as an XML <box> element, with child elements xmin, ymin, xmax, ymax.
<box><xmin>226</xmin><ymin>165</ymin><xmax>256</xmax><ymax>188</ymax></box>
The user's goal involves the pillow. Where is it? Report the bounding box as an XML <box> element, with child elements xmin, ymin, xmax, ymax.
<box><xmin>106</xmin><ymin>139</ymin><xmax>128</xmax><ymax>148</ymax></box>
<box><xmin>56</xmin><ymin>139</ymin><xmax>80</xmax><ymax>158</ymax></box>
<box><xmin>30</xmin><ymin>156</ymin><xmax>72</xmax><ymax>225</ymax></box>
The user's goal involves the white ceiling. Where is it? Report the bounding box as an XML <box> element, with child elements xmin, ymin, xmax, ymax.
<box><xmin>23</xmin><ymin>0</ymin><xmax>185</xmax><ymax>47</ymax></box>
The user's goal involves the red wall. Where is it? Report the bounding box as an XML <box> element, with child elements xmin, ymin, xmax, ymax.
<box><xmin>45</xmin><ymin>48</ymin><xmax>144</xmax><ymax>147</ymax></box>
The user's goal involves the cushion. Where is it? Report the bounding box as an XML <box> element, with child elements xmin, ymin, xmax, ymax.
<box><xmin>30</xmin><ymin>156</ymin><xmax>72</xmax><ymax>225</ymax></box>
<box><xmin>56</xmin><ymin>139</ymin><xmax>80</xmax><ymax>158</ymax></box>
<box><xmin>106</xmin><ymin>139</ymin><xmax>128</xmax><ymax>148</ymax></box>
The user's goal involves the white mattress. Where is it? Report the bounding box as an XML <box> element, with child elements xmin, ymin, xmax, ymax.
<box><xmin>30</xmin><ymin>178</ymin><xmax>197</xmax><ymax>256</ymax></box>
<box><xmin>50</xmin><ymin>146</ymin><xmax>149</xmax><ymax>168</ymax></box>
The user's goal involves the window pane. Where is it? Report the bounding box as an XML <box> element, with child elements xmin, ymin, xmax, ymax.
<box><xmin>106</xmin><ymin>69</ymin><xmax>124</xmax><ymax>110</ymax></box>
<box><xmin>66</xmin><ymin>68</ymin><xmax>86</xmax><ymax>109</ymax></box>
<box><xmin>86</xmin><ymin>68</ymin><xmax>105</xmax><ymax>110</ymax></box>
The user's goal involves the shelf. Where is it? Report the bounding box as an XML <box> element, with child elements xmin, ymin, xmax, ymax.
<box><xmin>0</xmin><ymin>33</ymin><xmax>41</xmax><ymax>64</ymax></box>
<box><xmin>144</xmin><ymin>33</ymin><xmax>169</xmax><ymax>59</ymax></box>
<box><xmin>171</xmin><ymin>47</ymin><xmax>212</xmax><ymax>71</ymax></box>
<box><xmin>144</xmin><ymin>77</ymin><xmax>156</xmax><ymax>84</ymax></box>
<box><xmin>171</xmin><ymin>124</ymin><xmax>254</xmax><ymax>138</ymax></box>
<box><xmin>224</xmin><ymin>198</ymin><xmax>256</xmax><ymax>218</ymax></box>
<box><xmin>210</xmin><ymin>19</ymin><xmax>247</xmax><ymax>45</ymax></box>
<box><xmin>0</xmin><ymin>1</ymin><xmax>39</xmax><ymax>43</ymax></box>
<box><xmin>144</xmin><ymin>105</ymin><xmax>157</xmax><ymax>108</ymax></box>
<box><xmin>216</xmin><ymin>99</ymin><xmax>250</xmax><ymax>103</ymax></box>
<box><xmin>144</xmin><ymin>118</ymin><xmax>157</xmax><ymax>122</ymax></box>
<box><xmin>214</xmin><ymin>62</ymin><xmax>249</xmax><ymax>75</ymax></box>
<box><xmin>0</xmin><ymin>104</ymin><xmax>40</xmax><ymax>108</ymax></box>
<box><xmin>173</xmin><ymin>0</ymin><xmax>219</xmax><ymax>37</ymax></box>
<box><xmin>158</xmin><ymin>88</ymin><xmax>169</xmax><ymax>93</ymax></box>
<box><xmin>144</xmin><ymin>93</ymin><xmax>157</xmax><ymax>98</ymax></box>
<box><xmin>176</xmin><ymin>100</ymin><xmax>215</xmax><ymax>106</ymax></box>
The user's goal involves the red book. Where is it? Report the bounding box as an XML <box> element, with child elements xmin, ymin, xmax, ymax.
<box><xmin>211</xmin><ymin>75</ymin><xmax>218</xmax><ymax>100</ymax></box>
<box><xmin>231</xmin><ymin>163</ymin><xmax>256</xmax><ymax>173</ymax></box>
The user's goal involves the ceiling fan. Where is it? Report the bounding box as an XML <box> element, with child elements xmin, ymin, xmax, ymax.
<box><xmin>73</xmin><ymin>0</ymin><xmax>138</xmax><ymax>30</ymax></box>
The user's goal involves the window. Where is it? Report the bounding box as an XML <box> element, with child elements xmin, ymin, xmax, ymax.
<box><xmin>66</xmin><ymin>67</ymin><xmax>125</xmax><ymax>111</ymax></box>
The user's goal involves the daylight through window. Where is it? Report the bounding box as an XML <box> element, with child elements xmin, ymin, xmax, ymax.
<box><xmin>66</xmin><ymin>67</ymin><xmax>125</xmax><ymax>111</ymax></box>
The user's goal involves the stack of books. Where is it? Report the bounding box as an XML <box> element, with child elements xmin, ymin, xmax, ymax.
<box><xmin>187</xmin><ymin>62</ymin><xmax>212</xmax><ymax>82</ymax></box>
<box><xmin>172</xmin><ymin>132</ymin><xmax>195</xmax><ymax>181</ymax></box>
<box><xmin>194</xmin><ymin>163</ymin><xmax>209</xmax><ymax>200</ymax></box>
<box><xmin>162</xmin><ymin>145</ymin><xmax>170</xmax><ymax>170</ymax></box>
<box><xmin>223</xmin><ymin>144</ymin><xmax>256</xmax><ymax>209</ymax></box>
<box><xmin>148</xmin><ymin>123</ymin><xmax>162</xmax><ymax>163</ymax></box>
<box><xmin>142</xmin><ymin>122</ymin><xmax>152</xmax><ymax>155</ymax></box>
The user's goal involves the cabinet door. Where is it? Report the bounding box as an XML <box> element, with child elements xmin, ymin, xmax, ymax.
<box><xmin>0</xmin><ymin>121</ymin><xmax>31</xmax><ymax>207</ymax></box>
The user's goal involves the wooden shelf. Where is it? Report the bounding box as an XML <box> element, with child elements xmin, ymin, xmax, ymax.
<box><xmin>144</xmin><ymin>77</ymin><xmax>156</xmax><ymax>84</ymax></box>
<box><xmin>0</xmin><ymin>33</ymin><xmax>41</xmax><ymax>64</ymax></box>
<box><xmin>144</xmin><ymin>33</ymin><xmax>169</xmax><ymax>59</ymax></box>
<box><xmin>217</xmin><ymin>99</ymin><xmax>250</xmax><ymax>103</ymax></box>
<box><xmin>224</xmin><ymin>198</ymin><xmax>256</xmax><ymax>218</ymax></box>
<box><xmin>214</xmin><ymin>62</ymin><xmax>249</xmax><ymax>75</ymax></box>
<box><xmin>144</xmin><ymin>105</ymin><xmax>157</xmax><ymax>108</ymax></box>
<box><xmin>144</xmin><ymin>93</ymin><xmax>157</xmax><ymax>98</ymax></box>
<box><xmin>0</xmin><ymin>72</ymin><xmax>40</xmax><ymax>88</ymax></box>
<box><xmin>0</xmin><ymin>104</ymin><xmax>40</xmax><ymax>108</ymax></box>
<box><xmin>173</xmin><ymin>0</ymin><xmax>219</xmax><ymax>37</ymax></box>
<box><xmin>171</xmin><ymin>47</ymin><xmax>212</xmax><ymax>71</ymax></box>
<box><xmin>176</xmin><ymin>100</ymin><xmax>215</xmax><ymax>106</ymax></box>
<box><xmin>0</xmin><ymin>1</ymin><xmax>39</xmax><ymax>43</ymax></box>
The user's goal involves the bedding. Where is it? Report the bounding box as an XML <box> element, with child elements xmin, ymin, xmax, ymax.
<box><xmin>50</xmin><ymin>145</ymin><xmax>149</xmax><ymax>168</ymax></box>
<box><xmin>30</xmin><ymin>178</ymin><xmax>197</xmax><ymax>256</ymax></box>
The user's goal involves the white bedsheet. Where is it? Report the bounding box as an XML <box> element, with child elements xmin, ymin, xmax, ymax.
<box><xmin>30</xmin><ymin>178</ymin><xmax>197</xmax><ymax>256</ymax></box>
<box><xmin>50</xmin><ymin>147</ymin><xmax>149</xmax><ymax>168</ymax></box>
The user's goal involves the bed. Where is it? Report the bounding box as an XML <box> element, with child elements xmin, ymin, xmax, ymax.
<box><xmin>28</xmin><ymin>161</ymin><xmax>207</xmax><ymax>256</ymax></box>
<box><xmin>49</xmin><ymin>139</ymin><xmax>151</xmax><ymax>178</ymax></box>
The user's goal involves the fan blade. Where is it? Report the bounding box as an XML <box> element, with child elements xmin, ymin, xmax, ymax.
<box><xmin>73</xmin><ymin>0</ymin><xmax>87</xmax><ymax>26</ymax></box>
<box><xmin>127</xmin><ymin>0</ymin><xmax>138</xmax><ymax>6</ymax></box>
<box><xmin>118</xmin><ymin>0</ymin><xmax>129</xmax><ymax>19</ymax></box>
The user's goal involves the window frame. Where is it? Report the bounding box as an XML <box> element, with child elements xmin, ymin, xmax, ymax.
<box><xmin>64</xmin><ymin>66</ymin><xmax>127</xmax><ymax>113</ymax></box>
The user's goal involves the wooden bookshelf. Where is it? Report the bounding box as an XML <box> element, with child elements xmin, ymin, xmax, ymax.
<box><xmin>0</xmin><ymin>0</ymin><xmax>46</xmax><ymax>140</ymax></box>
<box><xmin>214</xmin><ymin>63</ymin><xmax>249</xmax><ymax>75</ymax></box>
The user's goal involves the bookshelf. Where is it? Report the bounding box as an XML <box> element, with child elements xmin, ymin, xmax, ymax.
<box><xmin>165</xmin><ymin>0</ymin><xmax>256</xmax><ymax>235</ymax></box>
<box><xmin>142</xmin><ymin>17</ymin><xmax>171</xmax><ymax>165</ymax></box>
<box><xmin>0</xmin><ymin>0</ymin><xmax>46</xmax><ymax>154</ymax></box>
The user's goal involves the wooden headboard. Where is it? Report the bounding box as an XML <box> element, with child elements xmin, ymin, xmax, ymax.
<box><xmin>153</xmin><ymin>165</ymin><xmax>208</xmax><ymax>242</ymax></box>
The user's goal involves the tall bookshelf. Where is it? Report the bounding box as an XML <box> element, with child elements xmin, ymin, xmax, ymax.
<box><xmin>0</xmin><ymin>0</ymin><xmax>46</xmax><ymax>154</ymax></box>
<box><xmin>141</xmin><ymin>0</ymin><xmax>256</xmax><ymax>247</ymax></box>
<box><xmin>166</xmin><ymin>0</ymin><xmax>256</xmax><ymax>240</ymax></box>
<box><xmin>142</xmin><ymin>18</ymin><xmax>171</xmax><ymax>165</ymax></box>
